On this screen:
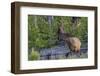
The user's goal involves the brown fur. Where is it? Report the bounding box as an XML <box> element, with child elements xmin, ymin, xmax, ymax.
<box><xmin>65</xmin><ymin>37</ymin><xmax>81</xmax><ymax>52</ymax></box>
<box><xmin>58</xmin><ymin>24</ymin><xmax>81</xmax><ymax>53</ymax></box>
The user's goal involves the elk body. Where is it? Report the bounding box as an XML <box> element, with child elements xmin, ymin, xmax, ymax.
<box><xmin>58</xmin><ymin>24</ymin><xmax>81</xmax><ymax>53</ymax></box>
<box><xmin>65</xmin><ymin>36</ymin><xmax>81</xmax><ymax>53</ymax></box>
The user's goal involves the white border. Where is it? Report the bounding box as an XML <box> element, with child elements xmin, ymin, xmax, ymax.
<box><xmin>20</xmin><ymin>6</ymin><xmax>95</xmax><ymax>70</ymax></box>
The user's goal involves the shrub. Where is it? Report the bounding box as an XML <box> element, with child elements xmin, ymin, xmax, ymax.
<box><xmin>29</xmin><ymin>48</ymin><xmax>40</xmax><ymax>60</ymax></box>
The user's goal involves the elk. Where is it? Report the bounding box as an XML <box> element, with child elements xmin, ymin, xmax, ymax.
<box><xmin>58</xmin><ymin>23</ymin><xmax>81</xmax><ymax>54</ymax></box>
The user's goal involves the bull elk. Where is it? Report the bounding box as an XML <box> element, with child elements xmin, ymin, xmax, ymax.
<box><xmin>58</xmin><ymin>24</ymin><xmax>81</xmax><ymax>54</ymax></box>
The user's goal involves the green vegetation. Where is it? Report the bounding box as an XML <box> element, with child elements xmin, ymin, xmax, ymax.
<box><xmin>28</xmin><ymin>15</ymin><xmax>88</xmax><ymax>49</ymax></box>
<box><xmin>28</xmin><ymin>48</ymin><xmax>40</xmax><ymax>60</ymax></box>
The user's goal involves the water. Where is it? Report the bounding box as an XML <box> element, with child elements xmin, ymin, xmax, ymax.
<box><xmin>39</xmin><ymin>44</ymin><xmax>88</xmax><ymax>60</ymax></box>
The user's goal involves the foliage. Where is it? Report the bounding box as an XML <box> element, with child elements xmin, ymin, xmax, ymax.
<box><xmin>28</xmin><ymin>48</ymin><xmax>40</xmax><ymax>60</ymax></box>
<box><xmin>28</xmin><ymin>15</ymin><xmax>88</xmax><ymax>49</ymax></box>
